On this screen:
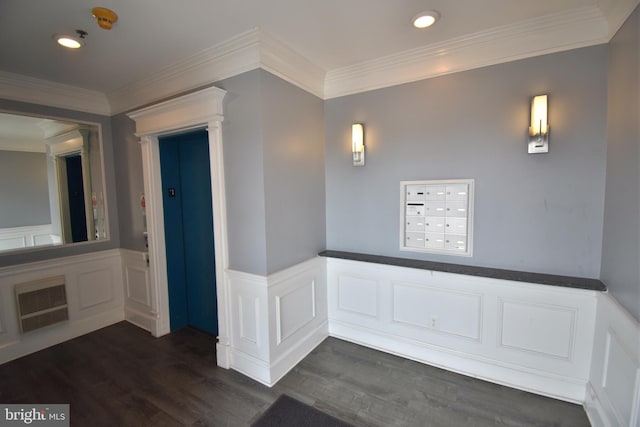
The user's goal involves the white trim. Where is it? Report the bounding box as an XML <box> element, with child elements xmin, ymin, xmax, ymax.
<box><xmin>329</xmin><ymin>319</ymin><xmax>587</xmax><ymax>403</ymax></box>
<box><xmin>3</xmin><ymin>5</ymin><xmax>636</xmax><ymax>112</ymax></box>
<box><xmin>109</xmin><ymin>28</ymin><xmax>325</xmax><ymax>114</ymax></box>
<box><xmin>326</xmin><ymin>257</ymin><xmax>598</xmax><ymax>403</ymax></box>
<box><xmin>226</xmin><ymin>257</ymin><xmax>328</xmax><ymax>386</ymax></box>
<box><xmin>0</xmin><ymin>249</ymin><xmax>124</xmax><ymax>364</ymax></box>
<box><xmin>127</xmin><ymin>87</ymin><xmax>230</xmax><ymax>367</ymax></box>
<box><xmin>585</xmin><ymin>292</ymin><xmax>640</xmax><ymax>427</ymax></box>
<box><xmin>324</xmin><ymin>6</ymin><xmax>609</xmax><ymax>99</ymax></box>
<box><xmin>0</xmin><ymin>71</ymin><xmax>110</xmax><ymax>116</ymax></box>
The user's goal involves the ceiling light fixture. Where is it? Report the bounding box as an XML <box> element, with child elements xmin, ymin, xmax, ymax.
<box><xmin>53</xmin><ymin>30</ymin><xmax>87</xmax><ymax>49</ymax></box>
<box><xmin>412</xmin><ymin>11</ymin><xmax>440</xmax><ymax>29</ymax></box>
<box><xmin>92</xmin><ymin>7</ymin><xmax>118</xmax><ymax>30</ymax></box>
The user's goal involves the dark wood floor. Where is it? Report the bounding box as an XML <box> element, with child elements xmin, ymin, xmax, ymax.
<box><xmin>0</xmin><ymin>322</ymin><xmax>591</xmax><ymax>426</ymax></box>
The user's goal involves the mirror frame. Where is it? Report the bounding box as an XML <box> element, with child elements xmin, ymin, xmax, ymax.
<box><xmin>0</xmin><ymin>102</ymin><xmax>116</xmax><ymax>266</ymax></box>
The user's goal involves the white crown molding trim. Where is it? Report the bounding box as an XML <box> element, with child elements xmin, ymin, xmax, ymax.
<box><xmin>2</xmin><ymin>3</ymin><xmax>631</xmax><ymax>114</ymax></box>
<box><xmin>602</xmin><ymin>0</ymin><xmax>640</xmax><ymax>38</ymax></box>
<box><xmin>324</xmin><ymin>6</ymin><xmax>610</xmax><ymax>99</ymax></box>
<box><xmin>109</xmin><ymin>28</ymin><xmax>325</xmax><ymax>114</ymax></box>
<box><xmin>0</xmin><ymin>71</ymin><xmax>111</xmax><ymax>116</ymax></box>
<box><xmin>258</xmin><ymin>30</ymin><xmax>326</xmax><ymax>99</ymax></box>
<box><xmin>109</xmin><ymin>29</ymin><xmax>261</xmax><ymax>114</ymax></box>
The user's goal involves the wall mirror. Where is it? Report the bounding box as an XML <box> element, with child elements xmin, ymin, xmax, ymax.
<box><xmin>0</xmin><ymin>111</ymin><xmax>108</xmax><ymax>253</ymax></box>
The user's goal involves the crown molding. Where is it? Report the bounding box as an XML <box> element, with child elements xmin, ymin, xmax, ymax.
<box><xmin>108</xmin><ymin>28</ymin><xmax>326</xmax><ymax>114</ymax></box>
<box><xmin>324</xmin><ymin>6</ymin><xmax>610</xmax><ymax>99</ymax></box>
<box><xmin>258</xmin><ymin>30</ymin><xmax>325</xmax><ymax>98</ymax></box>
<box><xmin>601</xmin><ymin>0</ymin><xmax>640</xmax><ymax>38</ymax></box>
<box><xmin>108</xmin><ymin>29</ymin><xmax>261</xmax><ymax>114</ymax></box>
<box><xmin>1</xmin><ymin>3</ymin><xmax>633</xmax><ymax>115</ymax></box>
<box><xmin>0</xmin><ymin>71</ymin><xmax>111</xmax><ymax>116</ymax></box>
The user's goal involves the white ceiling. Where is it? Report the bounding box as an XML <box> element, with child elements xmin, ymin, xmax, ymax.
<box><xmin>0</xmin><ymin>0</ymin><xmax>637</xmax><ymax>114</ymax></box>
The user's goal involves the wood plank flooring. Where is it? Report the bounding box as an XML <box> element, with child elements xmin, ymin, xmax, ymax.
<box><xmin>0</xmin><ymin>322</ymin><xmax>591</xmax><ymax>426</ymax></box>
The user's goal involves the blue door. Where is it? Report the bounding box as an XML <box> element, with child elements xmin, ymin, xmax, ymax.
<box><xmin>65</xmin><ymin>154</ymin><xmax>88</xmax><ymax>242</ymax></box>
<box><xmin>159</xmin><ymin>129</ymin><xmax>218</xmax><ymax>335</ymax></box>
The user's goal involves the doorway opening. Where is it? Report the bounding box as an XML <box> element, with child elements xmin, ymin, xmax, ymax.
<box><xmin>159</xmin><ymin>129</ymin><xmax>218</xmax><ymax>335</ymax></box>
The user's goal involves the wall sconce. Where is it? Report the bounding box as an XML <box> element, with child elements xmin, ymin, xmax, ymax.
<box><xmin>352</xmin><ymin>123</ymin><xmax>365</xmax><ymax>166</ymax></box>
<box><xmin>528</xmin><ymin>95</ymin><xmax>549</xmax><ymax>154</ymax></box>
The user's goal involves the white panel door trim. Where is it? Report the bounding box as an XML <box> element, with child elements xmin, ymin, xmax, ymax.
<box><xmin>127</xmin><ymin>87</ymin><xmax>231</xmax><ymax>368</ymax></box>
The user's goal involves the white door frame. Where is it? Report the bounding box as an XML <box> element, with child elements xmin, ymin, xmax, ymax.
<box><xmin>127</xmin><ymin>86</ymin><xmax>231</xmax><ymax>367</ymax></box>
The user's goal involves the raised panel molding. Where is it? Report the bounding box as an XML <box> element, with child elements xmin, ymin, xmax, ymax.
<box><xmin>227</xmin><ymin>257</ymin><xmax>328</xmax><ymax>387</ymax></box>
<box><xmin>0</xmin><ymin>249</ymin><xmax>124</xmax><ymax>365</ymax></box>
<box><xmin>78</xmin><ymin>269</ymin><xmax>114</xmax><ymax>310</ymax></box>
<box><xmin>326</xmin><ymin>257</ymin><xmax>597</xmax><ymax>403</ymax></box>
<box><xmin>585</xmin><ymin>293</ymin><xmax>640</xmax><ymax>427</ymax></box>
<box><xmin>238</xmin><ymin>294</ymin><xmax>260</xmax><ymax>345</ymax></box>
<box><xmin>602</xmin><ymin>330</ymin><xmax>639</xmax><ymax>426</ymax></box>
<box><xmin>125</xmin><ymin>265</ymin><xmax>151</xmax><ymax>307</ymax></box>
<box><xmin>276</xmin><ymin>281</ymin><xmax>316</xmax><ymax>345</ymax></box>
<box><xmin>337</xmin><ymin>275</ymin><xmax>378</xmax><ymax>317</ymax></box>
<box><xmin>498</xmin><ymin>299</ymin><xmax>576</xmax><ymax>360</ymax></box>
<box><xmin>121</xmin><ymin>249</ymin><xmax>157</xmax><ymax>335</ymax></box>
<box><xmin>392</xmin><ymin>282</ymin><xmax>482</xmax><ymax>341</ymax></box>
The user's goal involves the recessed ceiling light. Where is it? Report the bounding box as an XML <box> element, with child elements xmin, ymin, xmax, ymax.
<box><xmin>412</xmin><ymin>11</ymin><xmax>440</xmax><ymax>29</ymax></box>
<box><xmin>53</xmin><ymin>30</ymin><xmax>87</xmax><ymax>49</ymax></box>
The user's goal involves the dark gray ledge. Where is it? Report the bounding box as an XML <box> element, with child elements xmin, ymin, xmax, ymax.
<box><xmin>319</xmin><ymin>250</ymin><xmax>606</xmax><ymax>292</ymax></box>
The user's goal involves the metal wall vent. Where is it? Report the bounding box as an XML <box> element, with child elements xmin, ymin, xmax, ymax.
<box><xmin>15</xmin><ymin>276</ymin><xmax>68</xmax><ymax>333</ymax></box>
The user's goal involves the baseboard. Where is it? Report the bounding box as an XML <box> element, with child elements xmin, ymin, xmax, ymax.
<box><xmin>269</xmin><ymin>319</ymin><xmax>329</xmax><ymax>385</ymax></box>
<box><xmin>230</xmin><ymin>349</ymin><xmax>272</xmax><ymax>386</ymax></box>
<box><xmin>124</xmin><ymin>306</ymin><xmax>157</xmax><ymax>335</ymax></box>
<box><xmin>329</xmin><ymin>320</ymin><xmax>586</xmax><ymax>403</ymax></box>
<box><xmin>0</xmin><ymin>307</ymin><xmax>124</xmax><ymax>365</ymax></box>
<box><xmin>230</xmin><ymin>317</ymin><xmax>329</xmax><ymax>387</ymax></box>
<box><xmin>584</xmin><ymin>382</ymin><xmax>610</xmax><ymax>427</ymax></box>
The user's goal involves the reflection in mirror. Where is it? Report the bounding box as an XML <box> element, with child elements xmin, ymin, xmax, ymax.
<box><xmin>0</xmin><ymin>112</ymin><xmax>107</xmax><ymax>253</ymax></box>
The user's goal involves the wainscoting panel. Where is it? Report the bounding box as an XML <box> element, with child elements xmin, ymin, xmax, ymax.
<box><xmin>392</xmin><ymin>282</ymin><xmax>482</xmax><ymax>341</ymax></box>
<box><xmin>337</xmin><ymin>275</ymin><xmax>378</xmax><ymax>317</ymax></box>
<box><xmin>326</xmin><ymin>257</ymin><xmax>598</xmax><ymax>403</ymax></box>
<box><xmin>238</xmin><ymin>293</ymin><xmax>260</xmax><ymax>345</ymax></box>
<box><xmin>121</xmin><ymin>249</ymin><xmax>157</xmax><ymax>334</ymax></box>
<box><xmin>0</xmin><ymin>224</ymin><xmax>58</xmax><ymax>251</ymax></box>
<box><xmin>276</xmin><ymin>280</ymin><xmax>316</xmax><ymax>344</ymax></box>
<box><xmin>227</xmin><ymin>257</ymin><xmax>328</xmax><ymax>386</ymax></box>
<box><xmin>0</xmin><ymin>249</ymin><xmax>124</xmax><ymax>364</ymax></box>
<box><xmin>585</xmin><ymin>293</ymin><xmax>640</xmax><ymax>427</ymax></box>
<box><xmin>78</xmin><ymin>268</ymin><xmax>115</xmax><ymax>310</ymax></box>
<box><xmin>499</xmin><ymin>299</ymin><xmax>576</xmax><ymax>359</ymax></box>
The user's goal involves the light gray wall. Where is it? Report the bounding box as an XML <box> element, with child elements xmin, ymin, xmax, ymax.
<box><xmin>0</xmin><ymin>99</ymin><xmax>120</xmax><ymax>267</ymax></box>
<box><xmin>325</xmin><ymin>45</ymin><xmax>608</xmax><ymax>278</ymax></box>
<box><xmin>261</xmin><ymin>71</ymin><xmax>325</xmax><ymax>274</ymax></box>
<box><xmin>111</xmin><ymin>113</ymin><xmax>145</xmax><ymax>251</ymax></box>
<box><xmin>216</xmin><ymin>70</ymin><xmax>268</xmax><ymax>275</ymax></box>
<box><xmin>113</xmin><ymin>70</ymin><xmax>270</xmax><ymax>273</ymax></box>
<box><xmin>113</xmin><ymin>69</ymin><xmax>326</xmax><ymax>276</ymax></box>
<box><xmin>0</xmin><ymin>151</ymin><xmax>50</xmax><ymax>228</ymax></box>
<box><xmin>601</xmin><ymin>6</ymin><xmax>640</xmax><ymax>320</ymax></box>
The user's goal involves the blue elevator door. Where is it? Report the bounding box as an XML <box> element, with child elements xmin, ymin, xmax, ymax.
<box><xmin>159</xmin><ymin>129</ymin><xmax>218</xmax><ymax>335</ymax></box>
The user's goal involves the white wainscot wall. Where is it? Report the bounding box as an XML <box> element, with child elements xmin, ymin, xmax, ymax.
<box><xmin>0</xmin><ymin>249</ymin><xmax>124</xmax><ymax>364</ymax></box>
<box><xmin>121</xmin><ymin>249</ymin><xmax>158</xmax><ymax>335</ymax></box>
<box><xmin>227</xmin><ymin>256</ymin><xmax>328</xmax><ymax>386</ymax></box>
<box><xmin>585</xmin><ymin>293</ymin><xmax>640</xmax><ymax>427</ymax></box>
<box><xmin>0</xmin><ymin>224</ymin><xmax>60</xmax><ymax>251</ymax></box>
<box><xmin>326</xmin><ymin>258</ymin><xmax>598</xmax><ymax>403</ymax></box>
